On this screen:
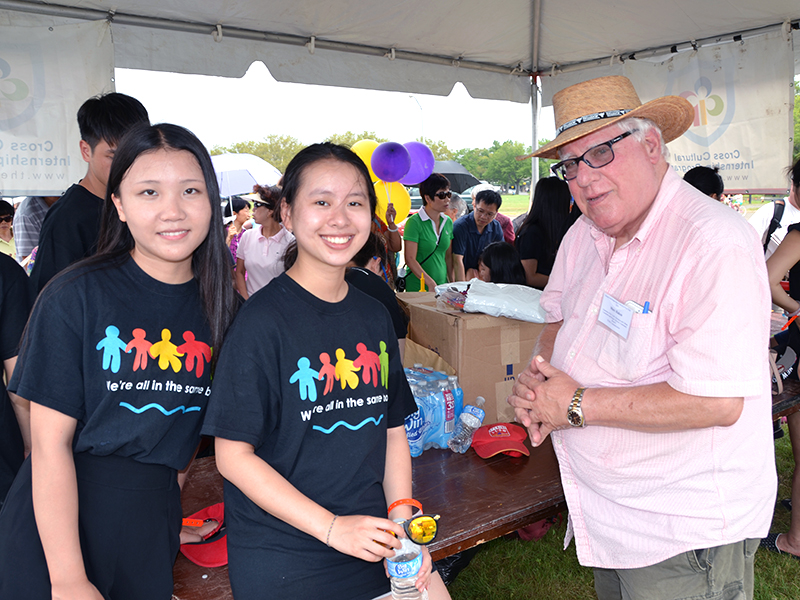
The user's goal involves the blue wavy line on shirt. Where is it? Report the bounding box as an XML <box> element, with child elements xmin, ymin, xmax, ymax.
<box><xmin>118</xmin><ymin>402</ymin><xmax>202</xmax><ymax>416</ymax></box>
<box><xmin>312</xmin><ymin>414</ymin><xmax>384</xmax><ymax>434</ymax></box>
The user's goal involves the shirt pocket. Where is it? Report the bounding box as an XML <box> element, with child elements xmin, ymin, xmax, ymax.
<box><xmin>595</xmin><ymin>313</ymin><xmax>658</xmax><ymax>382</ymax></box>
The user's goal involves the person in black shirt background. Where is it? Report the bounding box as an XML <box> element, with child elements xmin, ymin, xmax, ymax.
<box><xmin>30</xmin><ymin>93</ymin><xmax>149</xmax><ymax>293</ymax></box>
<box><xmin>515</xmin><ymin>176</ymin><xmax>573</xmax><ymax>289</ymax></box>
<box><xmin>346</xmin><ymin>232</ymin><xmax>408</xmax><ymax>359</ymax></box>
<box><xmin>0</xmin><ymin>254</ymin><xmax>34</xmax><ymax>509</ymax></box>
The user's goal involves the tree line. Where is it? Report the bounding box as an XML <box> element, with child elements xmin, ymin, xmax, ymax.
<box><xmin>211</xmin><ymin>83</ymin><xmax>799</xmax><ymax>191</ymax></box>
<box><xmin>210</xmin><ymin>131</ymin><xmax>539</xmax><ymax>192</ymax></box>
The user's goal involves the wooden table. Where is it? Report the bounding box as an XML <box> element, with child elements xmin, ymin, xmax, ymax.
<box><xmin>414</xmin><ymin>436</ymin><xmax>565</xmax><ymax>561</ymax></box>
<box><xmin>172</xmin><ymin>437</ymin><xmax>566</xmax><ymax>599</ymax></box>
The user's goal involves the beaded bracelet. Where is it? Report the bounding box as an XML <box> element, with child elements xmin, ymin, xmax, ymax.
<box><xmin>325</xmin><ymin>515</ymin><xmax>338</xmax><ymax>547</ymax></box>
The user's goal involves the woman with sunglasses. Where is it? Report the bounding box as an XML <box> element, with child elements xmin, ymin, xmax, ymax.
<box><xmin>235</xmin><ymin>184</ymin><xmax>294</xmax><ymax>299</ymax></box>
<box><xmin>403</xmin><ymin>173</ymin><xmax>454</xmax><ymax>292</ymax></box>
<box><xmin>0</xmin><ymin>201</ymin><xmax>16</xmax><ymax>260</ymax></box>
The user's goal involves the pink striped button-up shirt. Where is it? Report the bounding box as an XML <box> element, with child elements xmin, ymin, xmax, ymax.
<box><xmin>541</xmin><ymin>167</ymin><xmax>776</xmax><ymax>569</ymax></box>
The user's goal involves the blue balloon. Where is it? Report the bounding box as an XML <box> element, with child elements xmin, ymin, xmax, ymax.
<box><xmin>371</xmin><ymin>142</ymin><xmax>411</xmax><ymax>183</ymax></box>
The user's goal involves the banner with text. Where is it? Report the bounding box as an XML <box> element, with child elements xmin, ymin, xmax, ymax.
<box><xmin>0</xmin><ymin>21</ymin><xmax>114</xmax><ymax>196</ymax></box>
<box><xmin>625</xmin><ymin>29</ymin><xmax>794</xmax><ymax>194</ymax></box>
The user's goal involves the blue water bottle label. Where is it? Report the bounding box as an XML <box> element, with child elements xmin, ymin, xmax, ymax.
<box><xmin>387</xmin><ymin>551</ymin><xmax>422</xmax><ymax>579</ymax></box>
<box><xmin>464</xmin><ymin>405</ymin><xmax>485</xmax><ymax>421</ymax></box>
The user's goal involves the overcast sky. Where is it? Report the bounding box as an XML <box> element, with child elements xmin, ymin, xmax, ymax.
<box><xmin>115</xmin><ymin>62</ymin><xmax>556</xmax><ymax>153</ymax></box>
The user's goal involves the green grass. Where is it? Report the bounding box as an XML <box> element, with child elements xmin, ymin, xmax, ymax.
<box><xmin>447</xmin><ymin>428</ymin><xmax>800</xmax><ymax>600</ymax></box>
<box><xmin>499</xmin><ymin>194</ymin><xmax>531</xmax><ymax>218</ymax></box>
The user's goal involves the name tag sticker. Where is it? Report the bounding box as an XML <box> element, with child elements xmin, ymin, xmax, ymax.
<box><xmin>599</xmin><ymin>293</ymin><xmax>633</xmax><ymax>340</ymax></box>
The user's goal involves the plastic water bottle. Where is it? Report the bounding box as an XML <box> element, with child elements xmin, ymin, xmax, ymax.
<box><xmin>446</xmin><ymin>375</ymin><xmax>464</xmax><ymax>429</ymax></box>
<box><xmin>386</xmin><ymin>537</ymin><xmax>428</xmax><ymax>600</ymax></box>
<box><xmin>448</xmin><ymin>396</ymin><xmax>486</xmax><ymax>454</ymax></box>
<box><xmin>420</xmin><ymin>382</ymin><xmax>442</xmax><ymax>451</ymax></box>
<box><xmin>404</xmin><ymin>385</ymin><xmax>426</xmax><ymax>458</ymax></box>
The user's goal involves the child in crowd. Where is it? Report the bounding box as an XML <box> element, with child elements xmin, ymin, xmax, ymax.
<box><xmin>477</xmin><ymin>241</ymin><xmax>527</xmax><ymax>285</ymax></box>
<box><xmin>683</xmin><ymin>165</ymin><xmax>725</xmax><ymax>200</ymax></box>
<box><xmin>0</xmin><ymin>123</ymin><xmax>238</xmax><ymax>599</ymax></box>
<box><xmin>202</xmin><ymin>143</ymin><xmax>450</xmax><ymax>600</ymax></box>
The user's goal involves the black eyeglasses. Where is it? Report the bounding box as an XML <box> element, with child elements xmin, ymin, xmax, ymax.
<box><xmin>433</xmin><ymin>191</ymin><xmax>452</xmax><ymax>200</ymax></box>
<box><xmin>0</xmin><ymin>216</ymin><xmax>12</xmax><ymax>223</ymax></box>
<box><xmin>551</xmin><ymin>130</ymin><xmax>636</xmax><ymax>181</ymax></box>
<box><xmin>252</xmin><ymin>201</ymin><xmax>270</xmax><ymax>210</ymax></box>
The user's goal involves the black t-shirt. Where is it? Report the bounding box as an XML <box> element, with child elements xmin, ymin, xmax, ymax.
<box><xmin>515</xmin><ymin>222</ymin><xmax>556</xmax><ymax>276</ymax></box>
<box><xmin>30</xmin><ymin>184</ymin><xmax>104</xmax><ymax>293</ymax></box>
<box><xmin>202</xmin><ymin>273</ymin><xmax>415</xmax><ymax>600</ymax></box>
<box><xmin>9</xmin><ymin>256</ymin><xmax>212</xmax><ymax>470</ymax></box>
<box><xmin>345</xmin><ymin>267</ymin><xmax>407</xmax><ymax>339</ymax></box>
<box><xmin>788</xmin><ymin>223</ymin><xmax>800</xmax><ymax>297</ymax></box>
<box><xmin>0</xmin><ymin>255</ymin><xmax>34</xmax><ymax>505</ymax></box>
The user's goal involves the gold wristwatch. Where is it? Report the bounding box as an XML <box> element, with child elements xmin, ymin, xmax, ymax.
<box><xmin>567</xmin><ymin>387</ymin><xmax>586</xmax><ymax>428</ymax></box>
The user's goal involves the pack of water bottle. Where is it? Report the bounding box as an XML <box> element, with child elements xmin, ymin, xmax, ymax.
<box><xmin>403</xmin><ymin>364</ymin><xmax>463</xmax><ymax>457</ymax></box>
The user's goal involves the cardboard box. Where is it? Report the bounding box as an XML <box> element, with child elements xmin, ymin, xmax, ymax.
<box><xmin>398</xmin><ymin>293</ymin><xmax>545</xmax><ymax>425</ymax></box>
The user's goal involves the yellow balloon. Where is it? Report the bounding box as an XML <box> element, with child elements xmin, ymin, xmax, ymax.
<box><xmin>374</xmin><ymin>181</ymin><xmax>411</xmax><ymax>226</ymax></box>
<box><xmin>351</xmin><ymin>139</ymin><xmax>379</xmax><ymax>182</ymax></box>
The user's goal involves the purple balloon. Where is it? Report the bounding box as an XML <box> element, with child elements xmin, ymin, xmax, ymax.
<box><xmin>399</xmin><ymin>142</ymin><xmax>436</xmax><ymax>185</ymax></box>
<box><xmin>371</xmin><ymin>142</ymin><xmax>411</xmax><ymax>183</ymax></box>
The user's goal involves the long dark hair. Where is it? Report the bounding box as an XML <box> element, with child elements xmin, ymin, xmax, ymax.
<box><xmin>94</xmin><ymin>122</ymin><xmax>237</xmax><ymax>366</ymax></box>
<box><xmin>516</xmin><ymin>177</ymin><xmax>571</xmax><ymax>261</ymax></box>
<box><xmin>282</xmin><ymin>142</ymin><xmax>377</xmax><ymax>270</ymax></box>
<box><xmin>479</xmin><ymin>242</ymin><xmax>526</xmax><ymax>285</ymax></box>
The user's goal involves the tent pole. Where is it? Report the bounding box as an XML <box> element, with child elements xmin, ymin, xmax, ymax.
<box><xmin>530</xmin><ymin>0</ymin><xmax>541</xmax><ymax>204</ymax></box>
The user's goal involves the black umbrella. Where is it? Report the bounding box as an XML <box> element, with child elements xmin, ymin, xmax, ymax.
<box><xmin>432</xmin><ymin>160</ymin><xmax>480</xmax><ymax>194</ymax></box>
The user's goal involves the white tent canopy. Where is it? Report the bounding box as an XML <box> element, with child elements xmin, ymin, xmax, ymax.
<box><xmin>2</xmin><ymin>0</ymin><xmax>799</xmax><ymax>107</ymax></box>
<box><xmin>2</xmin><ymin>0</ymin><xmax>799</xmax><ymax>193</ymax></box>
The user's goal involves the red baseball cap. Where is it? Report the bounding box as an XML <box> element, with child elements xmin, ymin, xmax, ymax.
<box><xmin>471</xmin><ymin>423</ymin><xmax>530</xmax><ymax>459</ymax></box>
<box><xmin>180</xmin><ymin>502</ymin><xmax>227</xmax><ymax>567</ymax></box>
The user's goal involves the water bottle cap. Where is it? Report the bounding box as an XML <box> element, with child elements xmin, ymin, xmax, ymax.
<box><xmin>476</xmin><ymin>396</ymin><xmax>486</xmax><ymax>406</ymax></box>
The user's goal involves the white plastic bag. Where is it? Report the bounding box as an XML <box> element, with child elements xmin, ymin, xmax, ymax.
<box><xmin>461</xmin><ymin>279</ymin><xmax>547</xmax><ymax>323</ymax></box>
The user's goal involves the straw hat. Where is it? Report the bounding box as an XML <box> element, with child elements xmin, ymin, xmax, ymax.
<box><xmin>524</xmin><ymin>76</ymin><xmax>694</xmax><ymax>160</ymax></box>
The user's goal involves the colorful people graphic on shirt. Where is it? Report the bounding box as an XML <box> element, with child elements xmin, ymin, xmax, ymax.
<box><xmin>379</xmin><ymin>341</ymin><xmax>389</xmax><ymax>388</ymax></box>
<box><xmin>177</xmin><ymin>331</ymin><xmax>212</xmax><ymax>378</ymax></box>
<box><xmin>334</xmin><ymin>348</ymin><xmax>360</xmax><ymax>390</ymax></box>
<box><xmin>290</xmin><ymin>357</ymin><xmax>320</xmax><ymax>401</ymax></box>
<box><xmin>318</xmin><ymin>352</ymin><xmax>336</xmax><ymax>396</ymax></box>
<box><xmin>96</xmin><ymin>325</ymin><xmax>130</xmax><ymax>373</ymax></box>
<box><xmin>353</xmin><ymin>342</ymin><xmax>381</xmax><ymax>386</ymax></box>
<box><xmin>149</xmin><ymin>328</ymin><xmax>184</xmax><ymax>373</ymax></box>
<box><xmin>125</xmin><ymin>328</ymin><xmax>152</xmax><ymax>371</ymax></box>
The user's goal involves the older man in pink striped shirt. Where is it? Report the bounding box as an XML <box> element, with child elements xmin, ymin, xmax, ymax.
<box><xmin>510</xmin><ymin>76</ymin><xmax>776</xmax><ymax>600</ymax></box>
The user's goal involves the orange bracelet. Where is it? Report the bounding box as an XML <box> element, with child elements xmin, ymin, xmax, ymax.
<box><xmin>387</xmin><ymin>498</ymin><xmax>423</xmax><ymax>516</ymax></box>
